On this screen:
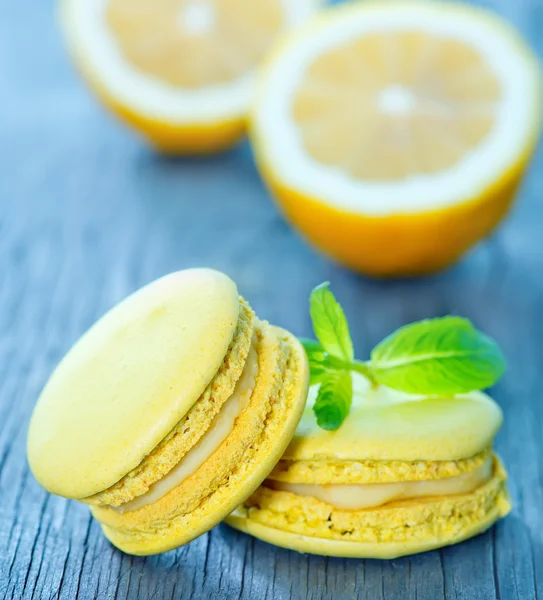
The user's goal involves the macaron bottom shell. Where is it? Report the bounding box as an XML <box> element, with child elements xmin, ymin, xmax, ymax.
<box><xmin>225</xmin><ymin>455</ymin><xmax>511</xmax><ymax>559</ymax></box>
<box><xmin>92</xmin><ymin>324</ymin><xmax>309</xmax><ymax>555</ymax></box>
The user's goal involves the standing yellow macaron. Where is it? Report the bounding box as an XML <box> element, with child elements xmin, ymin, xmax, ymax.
<box><xmin>27</xmin><ymin>268</ymin><xmax>309</xmax><ymax>555</ymax></box>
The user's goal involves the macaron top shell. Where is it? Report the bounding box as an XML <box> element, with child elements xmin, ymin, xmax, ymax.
<box><xmin>283</xmin><ymin>374</ymin><xmax>503</xmax><ymax>462</ymax></box>
<box><xmin>27</xmin><ymin>269</ymin><xmax>239</xmax><ymax>500</ymax></box>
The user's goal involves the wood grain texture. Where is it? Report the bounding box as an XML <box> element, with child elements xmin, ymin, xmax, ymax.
<box><xmin>1</xmin><ymin>0</ymin><xmax>542</xmax><ymax>598</ymax></box>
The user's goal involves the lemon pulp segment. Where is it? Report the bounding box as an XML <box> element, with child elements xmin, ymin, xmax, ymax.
<box><xmin>107</xmin><ymin>0</ymin><xmax>283</xmax><ymax>88</ymax></box>
<box><xmin>293</xmin><ymin>31</ymin><xmax>501</xmax><ymax>181</ymax></box>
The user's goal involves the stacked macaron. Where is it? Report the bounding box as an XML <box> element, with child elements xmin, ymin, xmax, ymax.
<box><xmin>28</xmin><ymin>269</ymin><xmax>510</xmax><ymax>558</ymax></box>
<box><xmin>27</xmin><ymin>269</ymin><xmax>309</xmax><ymax>555</ymax></box>
<box><xmin>227</xmin><ymin>375</ymin><xmax>510</xmax><ymax>558</ymax></box>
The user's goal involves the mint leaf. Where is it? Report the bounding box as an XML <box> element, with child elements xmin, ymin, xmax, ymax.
<box><xmin>300</xmin><ymin>338</ymin><xmax>331</xmax><ymax>385</ymax></box>
<box><xmin>370</xmin><ymin>316</ymin><xmax>506</xmax><ymax>394</ymax></box>
<box><xmin>309</xmin><ymin>282</ymin><xmax>354</xmax><ymax>362</ymax></box>
<box><xmin>303</xmin><ymin>281</ymin><xmax>507</xmax><ymax>431</ymax></box>
<box><xmin>313</xmin><ymin>371</ymin><xmax>353</xmax><ymax>430</ymax></box>
<box><xmin>300</xmin><ymin>337</ymin><xmax>376</xmax><ymax>386</ymax></box>
<box><xmin>300</xmin><ymin>338</ymin><xmax>326</xmax><ymax>362</ymax></box>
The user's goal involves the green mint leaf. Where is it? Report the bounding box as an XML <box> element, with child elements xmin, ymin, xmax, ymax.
<box><xmin>370</xmin><ymin>316</ymin><xmax>506</xmax><ymax>394</ymax></box>
<box><xmin>308</xmin><ymin>365</ymin><xmax>331</xmax><ymax>386</ymax></box>
<box><xmin>313</xmin><ymin>371</ymin><xmax>353</xmax><ymax>431</ymax></box>
<box><xmin>300</xmin><ymin>338</ymin><xmax>326</xmax><ymax>362</ymax></box>
<box><xmin>299</xmin><ymin>338</ymin><xmax>332</xmax><ymax>385</ymax></box>
<box><xmin>309</xmin><ymin>282</ymin><xmax>354</xmax><ymax>362</ymax></box>
<box><xmin>301</xmin><ymin>337</ymin><xmax>377</xmax><ymax>387</ymax></box>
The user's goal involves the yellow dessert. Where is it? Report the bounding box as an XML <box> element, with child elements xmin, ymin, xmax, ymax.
<box><xmin>27</xmin><ymin>268</ymin><xmax>309</xmax><ymax>555</ymax></box>
<box><xmin>226</xmin><ymin>375</ymin><xmax>511</xmax><ymax>558</ymax></box>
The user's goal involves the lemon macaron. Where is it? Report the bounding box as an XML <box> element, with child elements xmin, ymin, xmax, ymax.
<box><xmin>27</xmin><ymin>268</ymin><xmax>309</xmax><ymax>555</ymax></box>
<box><xmin>227</xmin><ymin>375</ymin><xmax>511</xmax><ymax>558</ymax></box>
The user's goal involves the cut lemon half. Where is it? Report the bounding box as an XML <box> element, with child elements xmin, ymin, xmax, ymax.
<box><xmin>253</xmin><ymin>1</ymin><xmax>542</xmax><ymax>276</ymax></box>
<box><xmin>61</xmin><ymin>0</ymin><xmax>321</xmax><ymax>153</ymax></box>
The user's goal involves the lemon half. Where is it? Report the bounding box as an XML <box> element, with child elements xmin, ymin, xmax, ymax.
<box><xmin>61</xmin><ymin>0</ymin><xmax>321</xmax><ymax>153</ymax></box>
<box><xmin>253</xmin><ymin>1</ymin><xmax>542</xmax><ymax>276</ymax></box>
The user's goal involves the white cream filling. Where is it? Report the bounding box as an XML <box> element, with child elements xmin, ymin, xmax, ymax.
<box><xmin>113</xmin><ymin>340</ymin><xmax>259</xmax><ymax>513</ymax></box>
<box><xmin>266</xmin><ymin>457</ymin><xmax>493</xmax><ymax>510</ymax></box>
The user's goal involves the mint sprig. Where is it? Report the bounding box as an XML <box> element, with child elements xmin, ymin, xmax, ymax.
<box><xmin>371</xmin><ymin>316</ymin><xmax>506</xmax><ymax>395</ymax></box>
<box><xmin>313</xmin><ymin>370</ymin><xmax>352</xmax><ymax>431</ymax></box>
<box><xmin>302</xmin><ymin>283</ymin><xmax>506</xmax><ymax>430</ymax></box>
<box><xmin>309</xmin><ymin>282</ymin><xmax>354</xmax><ymax>362</ymax></box>
<box><xmin>299</xmin><ymin>338</ymin><xmax>331</xmax><ymax>385</ymax></box>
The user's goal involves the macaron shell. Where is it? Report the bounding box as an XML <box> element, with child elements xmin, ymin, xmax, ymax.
<box><xmin>269</xmin><ymin>448</ymin><xmax>491</xmax><ymax>485</ymax></box>
<box><xmin>284</xmin><ymin>375</ymin><xmax>503</xmax><ymax>462</ymax></box>
<box><xmin>226</xmin><ymin>499</ymin><xmax>506</xmax><ymax>559</ymax></box>
<box><xmin>94</xmin><ymin>325</ymin><xmax>309</xmax><ymax>555</ymax></box>
<box><xmin>225</xmin><ymin>456</ymin><xmax>511</xmax><ymax>559</ymax></box>
<box><xmin>27</xmin><ymin>269</ymin><xmax>239</xmax><ymax>499</ymax></box>
<box><xmin>83</xmin><ymin>299</ymin><xmax>255</xmax><ymax>508</ymax></box>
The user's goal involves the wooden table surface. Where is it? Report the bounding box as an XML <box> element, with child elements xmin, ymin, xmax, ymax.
<box><xmin>1</xmin><ymin>0</ymin><xmax>542</xmax><ymax>598</ymax></box>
